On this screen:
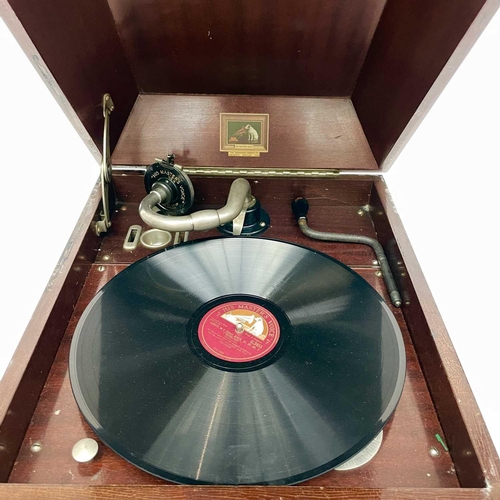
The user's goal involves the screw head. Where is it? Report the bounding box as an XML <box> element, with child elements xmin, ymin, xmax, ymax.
<box><xmin>260</xmin><ymin>221</ymin><xmax>266</xmax><ymax>227</ymax></box>
<box><xmin>372</xmin><ymin>260</ymin><xmax>379</xmax><ymax>266</ymax></box>
<box><xmin>375</xmin><ymin>271</ymin><xmax>382</xmax><ymax>277</ymax></box>
<box><xmin>102</xmin><ymin>255</ymin><xmax>110</xmax><ymax>261</ymax></box>
<box><xmin>97</xmin><ymin>265</ymin><xmax>105</xmax><ymax>272</ymax></box>
<box><xmin>429</xmin><ymin>446</ymin><xmax>441</xmax><ymax>457</ymax></box>
<box><xmin>30</xmin><ymin>443</ymin><xmax>42</xmax><ymax>453</ymax></box>
<box><xmin>357</xmin><ymin>209</ymin><xmax>364</xmax><ymax>216</ymax></box>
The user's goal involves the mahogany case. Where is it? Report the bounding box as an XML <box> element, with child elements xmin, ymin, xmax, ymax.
<box><xmin>1</xmin><ymin>0</ymin><xmax>499</xmax><ymax>498</ymax></box>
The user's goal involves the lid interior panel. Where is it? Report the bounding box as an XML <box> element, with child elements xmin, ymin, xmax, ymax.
<box><xmin>4</xmin><ymin>0</ymin><xmax>138</xmax><ymax>152</ymax></box>
<box><xmin>352</xmin><ymin>0</ymin><xmax>489</xmax><ymax>167</ymax></box>
<box><xmin>2</xmin><ymin>0</ymin><xmax>496</xmax><ymax>169</ymax></box>
<box><xmin>106</xmin><ymin>0</ymin><xmax>387</xmax><ymax>97</ymax></box>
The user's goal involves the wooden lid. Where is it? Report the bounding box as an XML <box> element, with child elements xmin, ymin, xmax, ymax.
<box><xmin>2</xmin><ymin>0</ymin><xmax>499</xmax><ymax>171</ymax></box>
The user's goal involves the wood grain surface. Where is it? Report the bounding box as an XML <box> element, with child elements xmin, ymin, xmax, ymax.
<box><xmin>103</xmin><ymin>175</ymin><xmax>379</xmax><ymax>266</ymax></box>
<box><xmin>9</xmin><ymin>187</ymin><xmax>459</xmax><ymax>488</ymax></box>
<box><xmin>3</xmin><ymin>0</ymin><xmax>138</xmax><ymax>152</ymax></box>
<box><xmin>106</xmin><ymin>0</ymin><xmax>386</xmax><ymax>96</ymax></box>
<box><xmin>0</xmin><ymin>180</ymin><xmax>101</xmax><ymax>482</ymax></box>
<box><xmin>352</xmin><ymin>0</ymin><xmax>488</xmax><ymax>166</ymax></box>
<box><xmin>0</xmin><ymin>484</ymin><xmax>495</xmax><ymax>500</ymax></box>
<box><xmin>111</xmin><ymin>95</ymin><xmax>378</xmax><ymax>170</ymax></box>
<box><xmin>371</xmin><ymin>179</ymin><xmax>500</xmax><ymax>489</ymax></box>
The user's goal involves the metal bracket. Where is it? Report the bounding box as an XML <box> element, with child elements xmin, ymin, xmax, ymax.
<box><xmin>95</xmin><ymin>93</ymin><xmax>115</xmax><ymax>235</ymax></box>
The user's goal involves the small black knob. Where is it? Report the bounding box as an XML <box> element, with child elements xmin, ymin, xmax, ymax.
<box><xmin>292</xmin><ymin>197</ymin><xmax>309</xmax><ymax>221</ymax></box>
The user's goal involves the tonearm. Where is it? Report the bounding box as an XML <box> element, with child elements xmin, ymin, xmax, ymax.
<box><xmin>138</xmin><ymin>155</ymin><xmax>269</xmax><ymax>236</ymax></box>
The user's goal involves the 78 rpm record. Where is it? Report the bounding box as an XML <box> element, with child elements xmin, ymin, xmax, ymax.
<box><xmin>69</xmin><ymin>237</ymin><xmax>405</xmax><ymax>485</ymax></box>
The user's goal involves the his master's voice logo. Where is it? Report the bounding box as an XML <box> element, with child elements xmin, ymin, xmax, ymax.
<box><xmin>221</xmin><ymin>309</ymin><xmax>268</xmax><ymax>340</ymax></box>
<box><xmin>220</xmin><ymin>113</ymin><xmax>269</xmax><ymax>157</ymax></box>
<box><xmin>228</xmin><ymin>122</ymin><xmax>261</xmax><ymax>144</ymax></box>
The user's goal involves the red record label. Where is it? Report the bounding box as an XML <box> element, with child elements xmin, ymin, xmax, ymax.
<box><xmin>198</xmin><ymin>301</ymin><xmax>280</xmax><ymax>362</ymax></box>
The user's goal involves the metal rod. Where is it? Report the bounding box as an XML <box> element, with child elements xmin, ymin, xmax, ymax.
<box><xmin>292</xmin><ymin>197</ymin><xmax>402</xmax><ymax>308</ymax></box>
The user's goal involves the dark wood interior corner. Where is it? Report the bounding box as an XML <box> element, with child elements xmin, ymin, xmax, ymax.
<box><xmin>370</xmin><ymin>179</ymin><xmax>500</xmax><ymax>491</ymax></box>
<box><xmin>3</xmin><ymin>0</ymin><xmax>138</xmax><ymax>152</ymax></box>
<box><xmin>0</xmin><ymin>179</ymin><xmax>102</xmax><ymax>482</ymax></box>
<box><xmin>352</xmin><ymin>0</ymin><xmax>490</xmax><ymax>166</ymax></box>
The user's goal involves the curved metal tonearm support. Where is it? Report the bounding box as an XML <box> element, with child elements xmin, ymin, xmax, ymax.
<box><xmin>95</xmin><ymin>93</ymin><xmax>115</xmax><ymax>235</ymax></box>
<box><xmin>139</xmin><ymin>177</ymin><xmax>254</xmax><ymax>234</ymax></box>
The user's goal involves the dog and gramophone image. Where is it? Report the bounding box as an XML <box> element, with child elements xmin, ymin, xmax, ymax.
<box><xmin>229</xmin><ymin>121</ymin><xmax>261</xmax><ymax>144</ymax></box>
<box><xmin>220</xmin><ymin>113</ymin><xmax>269</xmax><ymax>156</ymax></box>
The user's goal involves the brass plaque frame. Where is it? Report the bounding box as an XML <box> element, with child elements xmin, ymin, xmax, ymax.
<box><xmin>220</xmin><ymin>113</ymin><xmax>269</xmax><ymax>157</ymax></box>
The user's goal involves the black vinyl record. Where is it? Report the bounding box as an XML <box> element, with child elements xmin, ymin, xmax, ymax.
<box><xmin>69</xmin><ymin>237</ymin><xmax>405</xmax><ymax>485</ymax></box>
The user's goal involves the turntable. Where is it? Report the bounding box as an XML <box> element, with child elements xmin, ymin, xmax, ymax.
<box><xmin>1</xmin><ymin>0</ymin><xmax>499</xmax><ymax>498</ymax></box>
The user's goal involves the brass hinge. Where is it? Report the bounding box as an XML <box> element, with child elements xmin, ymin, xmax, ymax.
<box><xmin>181</xmin><ymin>167</ymin><xmax>341</xmax><ymax>178</ymax></box>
